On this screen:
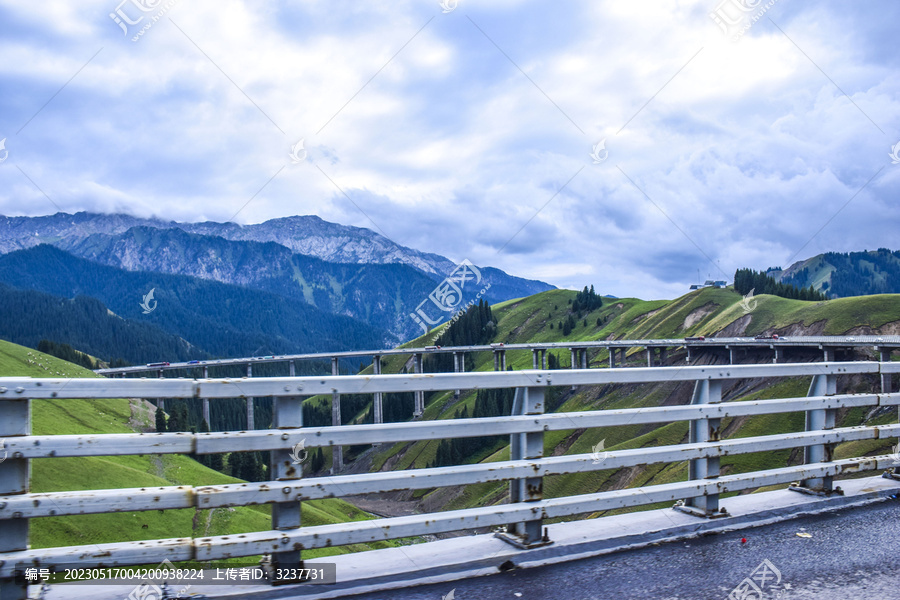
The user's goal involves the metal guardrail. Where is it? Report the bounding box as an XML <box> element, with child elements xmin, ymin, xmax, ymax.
<box><xmin>2</xmin><ymin>361</ymin><xmax>900</xmax><ymax>599</ymax></box>
<box><xmin>93</xmin><ymin>335</ymin><xmax>900</xmax><ymax>375</ymax></box>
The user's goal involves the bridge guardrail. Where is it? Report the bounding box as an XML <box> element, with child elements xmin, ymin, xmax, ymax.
<box><xmin>1</xmin><ymin>361</ymin><xmax>899</xmax><ymax>599</ymax></box>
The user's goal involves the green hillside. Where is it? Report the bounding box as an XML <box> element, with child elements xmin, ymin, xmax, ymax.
<box><xmin>773</xmin><ymin>247</ymin><xmax>900</xmax><ymax>298</ymax></box>
<box><xmin>353</xmin><ymin>286</ymin><xmax>900</xmax><ymax>521</ymax></box>
<box><xmin>0</xmin><ymin>340</ymin><xmax>403</xmax><ymax>563</ymax></box>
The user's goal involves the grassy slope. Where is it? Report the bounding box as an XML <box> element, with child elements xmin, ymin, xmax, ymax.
<box><xmin>0</xmin><ymin>340</ymin><xmax>399</xmax><ymax>560</ymax></box>
<box><xmin>363</xmin><ymin>287</ymin><xmax>900</xmax><ymax>515</ymax></box>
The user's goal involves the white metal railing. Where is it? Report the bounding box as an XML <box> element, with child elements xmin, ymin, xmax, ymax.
<box><xmin>1</xmin><ymin>361</ymin><xmax>900</xmax><ymax>599</ymax></box>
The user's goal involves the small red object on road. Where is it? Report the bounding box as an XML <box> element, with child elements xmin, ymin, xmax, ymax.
<box><xmin>741</xmin><ymin>537</ymin><xmax>747</xmax><ymax>544</ymax></box>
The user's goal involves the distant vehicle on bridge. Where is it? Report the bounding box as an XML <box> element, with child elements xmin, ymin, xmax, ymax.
<box><xmin>187</xmin><ymin>360</ymin><xmax>201</xmax><ymax>365</ymax></box>
<box><xmin>425</xmin><ymin>345</ymin><xmax>441</xmax><ymax>351</ymax></box>
<box><xmin>684</xmin><ymin>336</ymin><xmax>705</xmax><ymax>341</ymax></box>
<box><xmin>755</xmin><ymin>334</ymin><xmax>779</xmax><ymax>340</ymax></box>
<box><xmin>146</xmin><ymin>362</ymin><xmax>170</xmax><ymax>367</ymax></box>
<box><xmin>490</xmin><ymin>343</ymin><xmax>505</xmax><ymax>348</ymax></box>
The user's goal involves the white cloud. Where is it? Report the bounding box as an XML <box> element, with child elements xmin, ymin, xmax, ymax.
<box><xmin>0</xmin><ymin>0</ymin><xmax>898</xmax><ymax>300</ymax></box>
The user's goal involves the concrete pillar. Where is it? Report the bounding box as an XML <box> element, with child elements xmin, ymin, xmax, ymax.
<box><xmin>331</xmin><ymin>357</ymin><xmax>343</xmax><ymax>471</ymax></box>
<box><xmin>541</xmin><ymin>349</ymin><xmax>547</xmax><ymax>370</ymax></box>
<box><xmin>646</xmin><ymin>348</ymin><xmax>654</xmax><ymax>367</ymax></box>
<box><xmin>494</xmin><ymin>351</ymin><xmax>501</xmax><ymax>371</ymax></box>
<box><xmin>246</xmin><ymin>363</ymin><xmax>254</xmax><ymax>430</ymax></box>
<box><xmin>453</xmin><ymin>352</ymin><xmax>462</xmax><ymax>398</ymax></box>
<box><xmin>686</xmin><ymin>347</ymin><xmax>692</xmax><ymax>364</ymax></box>
<box><xmin>373</xmin><ymin>355</ymin><xmax>383</xmax><ymax>424</ymax></box>
<box><xmin>501</xmin><ymin>350</ymin><xmax>507</xmax><ymax>371</ymax></box>
<box><xmin>727</xmin><ymin>347</ymin><xmax>735</xmax><ymax>365</ymax></box>
<box><xmin>880</xmin><ymin>350</ymin><xmax>892</xmax><ymax>394</ymax></box>
<box><xmin>659</xmin><ymin>347</ymin><xmax>668</xmax><ymax>365</ymax></box>
<box><xmin>157</xmin><ymin>369</ymin><xmax>165</xmax><ymax>412</ymax></box>
<box><xmin>202</xmin><ymin>366</ymin><xmax>210</xmax><ymax>428</ymax></box>
<box><xmin>414</xmin><ymin>353</ymin><xmax>424</xmax><ymax>417</ymax></box>
<box><xmin>822</xmin><ymin>347</ymin><xmax>835</xmax><ymax>362</ymax></box>
<box><xmin>581</xmin><ymin>350</ymin><xmax>588</xmax><ymax>369</ymax></box>
<box><xmin>609</xmin><ymin>348</ymin><xmax>617</xmax><ymax>368</ymax></box>
<box><xmin>773</xmin><ymin>347</ymin><xmax>783</xmax><ymax>364</ymax></box>
<box><xmin>532</xmin><ymin>349</ymin><xmax>540</xmax><ymax>369</ymax></box>
<box><xmin>570</xmin><ymin>348</ymin><xmax>578</xmax><ymax>370</ymax></box>
<box><xmin>289</xmin><ymin>360</ymin><xmax>296</xmax><ymax>377</ymax></box>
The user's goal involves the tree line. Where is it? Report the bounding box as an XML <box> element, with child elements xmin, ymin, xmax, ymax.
<box><xmin>733</xmin><ymin>268</ymin><xmax>827</xmax><ymax>301</ymax></box>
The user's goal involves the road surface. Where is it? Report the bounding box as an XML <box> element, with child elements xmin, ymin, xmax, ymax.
<box><xmin>339</xmin><ymin>496</ymin><xmax>900</xmax><ymax>600</ymax></box>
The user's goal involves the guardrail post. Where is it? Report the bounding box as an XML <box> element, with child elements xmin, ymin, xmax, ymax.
<box><xmin>270</xmin><ymin>393</ymin><xmax>304</xmax><ymax>576</ymax></box>
<box><xmin>246</xmin><ymin>364</ymin><xmax>255</xmax><ymax>430</ymax></box>
<box><xmin>0</xmin><ymin>393</ymin><xmax>30</xmax><ymax>600</ymax></box>
<box><xmin>791</xmin><ymin>373</ymin><xmax>840</xmax><ymax>495</ymax></box>
<box><xmin>413</xmin><ymin>353</ymin><xmax>424</xmax><ymax>418</ymax></box>
<box><xmin>675</xmin><ymin>379</ymin><xmax>726</xmax><ymax>518</ymax></box>
<box><xmin>331</xmin><ymin>357</ymin><xmax>343</xmax><ymax>471</ymax></box>
<box><xmin>500</xmin><ymin>386</ymin><xmax>548</xmax><ymax>548</ymax></box>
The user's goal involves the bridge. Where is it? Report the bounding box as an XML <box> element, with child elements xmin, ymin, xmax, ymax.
<box><xmin>93</xmin><ymin>335</ymin><xmax>900</xmax><ymax>472</ymax></box>
<box><xmin>1</xmin><ymin>340</ymin><xmax>900</xmax><ymax>598</ymax></box>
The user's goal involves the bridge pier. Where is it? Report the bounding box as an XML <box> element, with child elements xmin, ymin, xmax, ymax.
<box><xmin>414</xmin><ymin>353</ymin><xmax>425</xmax><ymax>418</ymax></box>
<box><xmin>332</xmin><ymin>357</ymin><xmax>343</xmax><ymax>471</ymax></box>
<box><xmin>453</xmin><ymin>352</ymin><xmax>464</xmax><ymax>398</ymax></box>
<box><xmin>772</xmin><ymin>347</ymin><xmax>783</xmax><ymax>364</ymax></box>
<box><xmin>879</xmin><ymin>349</ymin><xmax>892</xmax><ymax>394</ymax></box>
<box><xmin>727</xmin><ymin>346</ymin><xmax>735</xmax><ymax>365</ymax></box>
<box><xmin>646</xmin><ymin>347</ymin><xmax>666</xmax><ymax>367</ymax></box>
<box><xmin>676</xmin><ymin>379</ymin><xmax>727</xmax><ymax>518</ymax></box>
<box><xmin>792</xmin><ymin>374</ymin><xmax>839</xmax><ymax>496</ymax></box>
<box><xmin>821</xmin><ymin>346</ymin><xmax>835</xmax><ymax>362</ymax></box>
<box><xmin>246</xmin><ymin>364</ymin><xmax>255</xmax><ymax>430</ymax></box>
<box><xmin>609</xmin><ymin>347</ymin><xmax>625</xmax><ymax>368</ymax></box>
<box><xmin>500</xmin><ymin>386</ymin><xmax>549</xmax><ymax>548</ymax></box>
<box><xmin>270</xmin><ymin>392</ymin><xmax>304</xmax><ymax>573</ymax></box>
<box><xmin>373</xmin><ymin>356</ymin><xmax>383</xmax><ymax>440</ymax></box>
<box><xmin>202</xmin><ymin>366</ymin><xmax>210</xmax><ymax>427</ymax></box>
<box><xmin>156</xmin><ymin>369</ymin><xmax>165</xmax><ymax>412</ymax></box>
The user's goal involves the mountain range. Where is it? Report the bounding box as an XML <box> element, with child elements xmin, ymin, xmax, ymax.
<box><xmin>0</xmin><ymin>212</ymin><xmax>554</xmax><ymax>341</ymax></box>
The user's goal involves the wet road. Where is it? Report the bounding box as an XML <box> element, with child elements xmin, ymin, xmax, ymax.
<box><xmin>338</xmin><ymin>497</ymin><xmax>900</xmax><ymax>600</ymax></box>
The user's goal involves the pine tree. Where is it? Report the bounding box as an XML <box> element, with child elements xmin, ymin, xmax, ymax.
<box><xmin>155</xmin><ymin>406</ymin><xmax>167</xmax><ymax>432</ymax></box>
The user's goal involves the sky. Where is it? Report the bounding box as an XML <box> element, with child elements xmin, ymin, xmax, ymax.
<box><xmin>0</xmin><ymin>0</ymin><xmax>898</xmax><ymax>300</ymax></box>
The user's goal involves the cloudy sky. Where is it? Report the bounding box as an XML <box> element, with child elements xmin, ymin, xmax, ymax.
<box><xmin>0</xmin><ymin>0</ymin><xmax>898</xmax><ymax>299</ymax></box>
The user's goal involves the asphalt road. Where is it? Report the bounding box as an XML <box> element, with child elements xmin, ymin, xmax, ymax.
<box><xmin>336</xmin><ymin>497</ymin><xmax>900</xmax><ymax>600</ymax></box>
